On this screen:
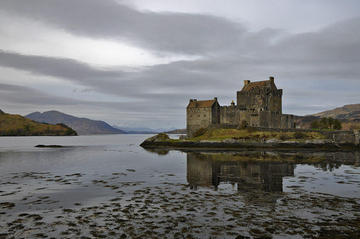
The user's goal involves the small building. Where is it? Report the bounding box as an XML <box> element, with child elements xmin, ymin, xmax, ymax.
<box><xmin>186</xmin><ymin>98</ymin><xmax>220</xmax><ymax>135</ymax></box>
<box><xmin>186</xmin><ymin>77</ymin><xmax>295</xmax><ymax>137</ymax></box>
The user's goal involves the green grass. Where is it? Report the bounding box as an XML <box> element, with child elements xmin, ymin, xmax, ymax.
<box><xmin>0</xmin><ymin>113</ymin><xmax>77</xmax><ymax>136</ymax></box>
<box><xmin>190</xmin><ymin>128</ymin><xmax>326</xmax><ymax>142</ymax></box>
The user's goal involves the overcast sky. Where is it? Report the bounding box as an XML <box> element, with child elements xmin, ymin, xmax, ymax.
<box><xmin>0</xmin><ymin>0</ymin><xmax>359</xmax><ymax>129</ymax></box>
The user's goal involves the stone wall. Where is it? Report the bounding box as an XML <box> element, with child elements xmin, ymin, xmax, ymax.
<box><xmin>281</xmin><ymin>114</ymin><xmax>295</xmax><ymax>128</ymax></box>
<box><xmin>219</xmin><ymin>107</ymin><xmax>295</xmax><ymax>129</ymax></box>
<box><xmin>187</xmin><ymin>104</ymin><xmax>221</xmax><ymax>137</ymax></box>
<box><xmin>220</xmin><ymin>106</ymin><xmax>239</xmax><ymax>125</ymax></box>
<box><xmin>236</xmin><ymin>89</ymin><xmax>282</xmax><ymax>114</ymax></box>
<box><xmin>187</xmin><ymin>107</ymin><xmax>213</xmax><ymax>137</ymax></box>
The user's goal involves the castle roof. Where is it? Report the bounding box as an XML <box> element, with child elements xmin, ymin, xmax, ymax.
<box><xmin>242</xmin><ymin>80</ymin><xmax>271</xmax><ymax>92</ymax></box>
<box><xmin>241</xmin><ymin>77</ymin><xmax>277</xmax><ymax>92</ymax></box>
<box><xmin>187</xmin><ymin>99</ymin><xmax>217</xmax><ymax>108</ymax></box>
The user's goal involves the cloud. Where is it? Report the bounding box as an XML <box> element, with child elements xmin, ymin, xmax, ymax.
<box><xmin>0</xmin><ymin>83</ymin><xmax>185</xmax><ymax>128</ymax></box>
<box><xmin>0</xmin><ymin>0</ymin><xmax>359</xmax><ymax>127</ymax></box>
<box><xmin>0</xmin><ymin>0</ymin><xmax>246</xmax><ymax>55</ymax></box>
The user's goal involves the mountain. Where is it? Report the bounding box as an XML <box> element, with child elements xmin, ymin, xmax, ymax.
<box><xmin>26</xmin><ymin>111</ymin><xmax>125</xmax><ymax>135</ymax></box>
<box><xmin>113</xmin><ymin>126</ymin><xmax>160</xmax><ymax>134</ymax></box>
<box><xmin>113</xmin><ymin>126</ymin><xmax>178</xmax><ymax>134</ymax></box>
<box><xmin>165</xmin><ymin>128</ymin><xmax>187</xmax><ymax>134</ymax></box>
<box><xmin>313</xmin><ymin>104</ymin><xmax>360</xmax><ymax>121</ymax></box>
<box><xmin>295</xmin><ymin>104</ymin><xmax>360</xmax><ymax>130</ymax></box>
<box><xmin>0</xmin><ymin>110</ymin><xmax>77</xmax><ymax>136</ymax></box>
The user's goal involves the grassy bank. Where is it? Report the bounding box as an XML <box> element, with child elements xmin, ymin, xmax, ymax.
<box><xmin>190</xmin><ymin>128</ymin><xmax>326</xmax><ymax>142</ymax></box>
<box><xmin>0</xmin><ymin>112</ymin><xmax>77</xmax><ymax>136</ymax></box>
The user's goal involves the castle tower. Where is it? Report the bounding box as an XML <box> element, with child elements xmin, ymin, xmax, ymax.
<box><xmin>236</xmin><ymin>76</ymin><xmax>282</xmax><ymax>114</ymax></box>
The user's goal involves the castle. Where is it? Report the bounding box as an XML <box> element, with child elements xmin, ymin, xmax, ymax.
<box><xmin>186</xmin><ymin>77</ymin><xmax>295</xmax><ymax>137</ymax></box>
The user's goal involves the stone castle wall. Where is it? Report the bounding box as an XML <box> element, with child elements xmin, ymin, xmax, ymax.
<box><xmin>237</xmin><ymin>89</ymin><xmax>282</xmax><ymax>113</ymax></box>
<box><xmin>187</xmin><ymin>103</ymin><xmax>221</xmax><ymax>137</ymax></box>
<box><xmin>186</xmin><ymin>78</ymin><xmax>296</xmax><ymax>137</ymax></box>
<box><xmin>219</xmin><ymin>107</ymin><xmax>295</xmax><ymax>129</ymax></box>
<box><xmin>187</xmin><ymin>107</ymin><xmax>213</xmax><ymax>137</ymax></box>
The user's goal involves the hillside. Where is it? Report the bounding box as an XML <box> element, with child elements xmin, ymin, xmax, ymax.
<box><xmin>165</xmin><ymin>128</ymin><xmax>187</xmax><ymax>134</ymax></box>
<box><xmin>113</xmin><ymin>126</ymin><xmax>162</xmax><ymax>134</ymax></box>
<box><xmin>295</xmin><ymin>104</ymin><xmax>360</xmax><ymax>130</ymax></box>
<box><xmin>26</xmin><ymin>111</ymin><xmax>125</xmax><ymax>135</ymax></box>
<box><xmin>313</xmin><ymin>104</ymin><xmax>360</xmax><ymax>121</ymax></box>
<box><xmin>0</xmin><ymin>110</ymin><xmax>77</xmax><ymax>136</ymax></box>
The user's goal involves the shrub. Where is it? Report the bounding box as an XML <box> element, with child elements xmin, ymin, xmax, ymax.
<box><xmin>155</xmin><ymin>133</ymin><xmax>170</xmax><ymax>140</ymax></box>
<box><xmin>310</xmin><ymin>117</ymin><xmax>342</xmax><ymax>130</ymax></box>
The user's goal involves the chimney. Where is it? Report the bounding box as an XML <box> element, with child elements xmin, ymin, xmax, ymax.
<box><xmin>244</xmin><ymin>80</ymin><xmax>250</xmax><ymax>86</ymax></box>
<box><xmin>269</xmin><ymin>76</ymin><xmax>274</xmax><ymax>83</ymax></box>
<box><xmin>214</xmin><ymin>97</ymin><xmax>218</xmax><ymax>101</ymax></box>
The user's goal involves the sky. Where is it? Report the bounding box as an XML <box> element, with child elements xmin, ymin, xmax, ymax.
<box><xmin>0</xmin><ymin>0</ymin><xmax>359</xmax><ymax>129</ymax></box>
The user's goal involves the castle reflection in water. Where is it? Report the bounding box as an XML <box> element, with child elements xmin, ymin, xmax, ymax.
<box><xmin>187</xmin><ymin>152</ymin><xmax>295</xmax><ymax>192</ymax></box>
<box><xmin>186</xmin><ymin>151</ymin><xmax>360</xmax><ymax>192</ymax></box>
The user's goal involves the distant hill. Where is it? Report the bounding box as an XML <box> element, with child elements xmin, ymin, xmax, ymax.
<box><xmin>165</xmin><ymin>128</ymin><xmax>187</xmax><ymax>134</ymax></box>
<box><xmin>313</xmin><ymin>104</ymin><xmax>360</xmax><ymax>121</ymax></box>
<box><xmin>113</xmin><ymin>126</ymin><xmax>178</xmax><ymax>134</ymax></box>
<box><xmin>295</xmin><ymin>104</ymin><xmax>360</xmax><ymax>130</ymax></box>
<box><xmin>0</xmin><ymin>110</ymin><xmax>77</xmax><ymax>136</ymax></box>
<box><xmin>113</xmin><ymin>126</ymin><xmax>160</xmax><ymax>134</ymax></box>
<box><xmin>26</xmin><ymin>111</ymin><xmax>125</xmax><ymax>135</ymax></box>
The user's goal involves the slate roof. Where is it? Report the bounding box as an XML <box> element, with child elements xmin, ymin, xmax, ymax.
<box><xmin>187</xmin><ymin>99</ymin><xmax>217</xmax><ymax>108</ymax></box>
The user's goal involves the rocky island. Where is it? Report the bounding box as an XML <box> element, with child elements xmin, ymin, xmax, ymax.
<box><xmin>141</xmin><ymin>77</ymin><xmax>360</xmax><ymax>151</ymax></box>
<box><xmin>140</xmin><ymin>128</ymin><xmax>360</xmax><ymax>151</ymax></box>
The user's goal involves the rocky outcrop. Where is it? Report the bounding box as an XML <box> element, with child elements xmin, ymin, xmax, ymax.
<box><xmin>140</xmin><ymin>133</ymin><xmax>170</xmax><ymax>147</ymax></box>
<box><xmin>140</xmin><ymin>133</ymin><xmax>360</xmax><ymax>151</ymax></box>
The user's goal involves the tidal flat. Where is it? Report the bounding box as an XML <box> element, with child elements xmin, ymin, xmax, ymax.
<box><xmin>0</xmin><ymin>135</ymin><xmax>360</xmax><ymax>238</ymax></box>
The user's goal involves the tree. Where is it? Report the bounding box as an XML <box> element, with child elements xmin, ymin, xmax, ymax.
<box><xmin>310</xmin><ymin>117</ymin><xmax>342</xmax><ymax>130</ymax></box>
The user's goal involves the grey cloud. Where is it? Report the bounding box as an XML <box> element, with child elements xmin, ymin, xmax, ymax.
<box><xmin>0</xmin><ymin>83</ymin><xmax>79</xmax><ymax>106</ymax></box>
<box><xmin>0</xmin><ymin>50</ymin><xmax>226</xmax><ymax>99</ymax></box>
<box><xmin>0</xmin><ymin>5</ymin><xmax>360</xmax><ymax>127</ymax></box>
<box><xmin>0</xmin><ymin>83</ymin><xmax>185</xmax><ymax>127</ymax></box>
<box><xmin>0</xmin><ymin>0</ymin><xmax>246</xmax><ymax>55</ymax></box>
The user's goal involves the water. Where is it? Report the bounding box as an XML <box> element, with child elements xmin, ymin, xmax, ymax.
<box><xmin>0</xmin><ymin>135</ymin><xmax>360</xmax><ymax>238</ymax></box>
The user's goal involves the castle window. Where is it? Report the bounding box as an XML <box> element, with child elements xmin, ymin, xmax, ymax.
<box><xmin>204</xmin><ymin>114</ymin><xmax>206</xmax><ymax>117</ymax></box>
